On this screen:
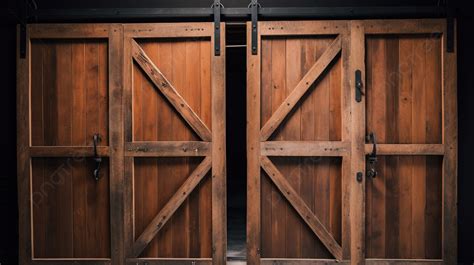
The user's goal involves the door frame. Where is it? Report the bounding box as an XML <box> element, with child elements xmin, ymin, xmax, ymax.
<box><xmin>122</xmin><ymin>22</ymin><xmax>226</xmax><ymax>265</ymax></box>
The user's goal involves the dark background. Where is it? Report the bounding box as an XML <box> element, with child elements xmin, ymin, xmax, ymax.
<box><xmin>1</xmin><ymin>0</ymin><xmax>473</xmax><ymax>264</ymax></box>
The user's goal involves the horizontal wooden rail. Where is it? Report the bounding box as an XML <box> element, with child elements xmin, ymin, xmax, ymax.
<box><xmin>364</xmin><ymin>144</ymin><xmax>444</xmax><ymax>155</ymax></box>
<box><xmin>126</xmin><ymin>258</ymin><xmax>212</xmax><ymax>265</ymax></box>
<box><xmin>29</xmin><ymin>146</ymin><xmax>109</xmax><ymax>157</ymax></box>
<box><xmin>125</xmin><ymin>141</ymin><xmax>211</xmax><ymax>157</ymax></box>
<box><xmin>260</xmin><ymin>259</ymin><xmax>442</xmax><ymax>265</ymax></box>
<box><xmin>31</xmin><ymin>259</ymin><xmax>111</xmax><ymax>265</ymax></box>
<box><xmin>261</xmin><ymin>141</ymin><xmax>350</xmax><ymax>157</ymax></box>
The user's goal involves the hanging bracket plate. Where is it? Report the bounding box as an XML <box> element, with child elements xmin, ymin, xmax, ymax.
<box><xmin>213</xmin><ymin>0</ymin><xmax>222</xmax><ymax>56</ymax></box>
<box><xmin>250</xmin><ymin>1</ymin><xmax>259</xmax><ymax>55</ymax></box>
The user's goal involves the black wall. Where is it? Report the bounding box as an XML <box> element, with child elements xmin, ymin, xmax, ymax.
<box><xmin>1</xmin><ymin>0</ymin><xmax>473</xmax><ymax>264</ymax></box>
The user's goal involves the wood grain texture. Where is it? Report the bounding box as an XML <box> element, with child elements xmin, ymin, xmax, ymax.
<box><xmin>260</xmin><ymin>156</ymin><xmax>343</xmax><ymax>261</ymax></box>
<box><xmin>131</xmin><ymin>39</ymin><xmax>212</xmax><ymax>142</ymax></box>
<box><xmin>108</xmin><ymin>24</ymin><xmax>125</xmax><ymax>265</ymax></box>
<box><xmin>247</xmin><ymin>20</ymin><xmax>262</xmax><ymax>265</ymax></box>
<box><xmin>32</xmin><ymin>158</ymin><xmax>110</xmax><ymax>258</ymax></box>
<box><xmin>125</xmin><ymin>142</ymin><xmax>210</xmax><ymax>157</ymax></box>
<box><xmin>132</xmin><ymin>157</ymin><xmax>212</xmax><ymax>258</ymax></box>
<box><xmin>349</xmin><ymin>21</ymin><xmax>366</xmax><ymax>265</ymax></box>
<box><xmin>365</xmin><ymin>34</ymin><xmax>443</xmax><ymax>259</ymax></box>
<box><xmin>211</xmin><ymin>22</ymin><xmax>227</xmax><ymax>265</ymax></box>
<box><xmin>442</xmin><ymin>19</ymin><xmax>458</xmax><ymax>265</ymax></box>
<box><xmin>17</xmin><ymin>24</ymin><xmax>32</xmax><ymax>265</ymax></box>
<box><xmin>256</xmin><ymin>25</ymin><xmax>345</xmax><ymax>261</ymax></box>
<box><xmin>31</xmin><ymin>39</ymin><xmax>109</xmax><ymax>147</ymax></box>
<box><xmin>260</xmin><ymin>35</ymin><xmax>342</xmax><ymax>141</ymax></box>
<box><xmin>129</xmin><ymin>35</ymin><xmax>216</xmax><ymax>260</ymax></box>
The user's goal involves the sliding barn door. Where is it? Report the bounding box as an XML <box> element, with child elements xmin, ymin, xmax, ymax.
<box><xmin>247</xmin><ymin>19</ymin><xmax>457</xmax><ymax>265</ymax></box>
<box><xmin>247</xmin><ymin>21</ymin><xmax>351</xmax><ymax>264</ymax></box>
<box><xmin>123</xmin><ymin>23</ymin><xmax>226</xmax><ymax>265</ymax></box>
<box><xmin>17</xmin><ymin>24</ymin><xmax>123</xmax><ymax>265</ymax></box>
<box><xmin>354</xmin><ymin>19</ymin><xmax>457</xmax><ymax>264</ymax></box>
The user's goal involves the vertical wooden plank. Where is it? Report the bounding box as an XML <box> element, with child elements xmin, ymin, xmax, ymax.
<box><xmin>30</xmin><ymin>41</ymin><xmax>45</xmax><ymax>258</ymax></box>
<box><xmin>170</xmin><ymin>39</ymin><xmax>188</xmax><ymax>258</ymax></box>
<box><xmin>349</xmin><ymin>21</ymin><xmax>365</xmax><ymax>265</ymax></box>
<box><xmin>313</xmin><ymin>38</ymin><xmax>331</xmax><ymax>257</ymax></box>
<box><xmin>199</xmin><ymin>40</ymin><xmax>212</xmax><ymax>258</ymax></box>
<box><xmin>43</xmin><ymin>42</ymin><xmax>57</xmax><ymax>146</ymax></box>
<box><xmin>56</xmin><ymin>42</ymin><xmax>73</xmax><ymax>146</ymax></box>
<box><xmin>411</xmin><ymin>38</ymin><xmax>427</xmax><ymax>259</ymax></box>
<box><xmin>284</xmin><ymin>37</ymin><xmax>302</xmax><ymax>258</ymax></box>
<box><xmin>424</xmin><ymin>36</ymin><xmax>442</xmax><ymax>259</ymax></box>
<box><xmin>109</xmin><ymin>24</ymin><xmax>125</xmax><ymax>265</ymax></box>
<box><xmin>212</xmin><ymin>22</ymin><xmax>227</xmax><ymax>265</ymax></box>
<box><xmin>270</xmin><ymin>37</ymin><xmax>287</xmax><ymax>258</ymax></box>
<box><xmin>156</xmin><ymin>41</ymin><xmax>174</xmax><ymax>258</ymax></box>
<box><xmin>85</xmin><ymin>41</ymin><xmax>100</xmax><ymax>144</ymax></box>
<box><xmin>340</xmin><ymin>28</ymin><xmax>352</xmax><ymax>260</ymax></box>
<box><xmin>123</xmin><ymin>34</ymin><xmax>134</xmax><ymax>260</ymax></box>
<box><xmin>260</xmin><ymin>37</ymin><xmax>273</xmax><ymax>258</ymax></box>
<box><xmin>31</xmin><ymin>41</ymin><xmax>44</xmax><ymax>146</ymax></box>
<box><xmin>442</xmin><ymin>20</ymin><xmax>458</xmax><ymax>265</ymax></box>
<box><xmin>31</xmin><ymin>159</ymin><xmax>45</xmax><ymax>258</ymax></box>
<box><xmin>398</xmin><ymin>37</ymin><xmax>414</xmax><ymax>258</ymax></box>
<box><xmin>384</xmin><ymin>38</ymin><xmax>400</xmax><ymax>258</ymax></box>
<box><xmin>71</xmin><ymin>41</ymin><xmax>87</xmax><ymax>257</ymax></box>
<box><xmin>186</xmin><ymin>39</ymin><xmax>202</xmax><ymax>257</ymax></box>
<box><xmin>369</xmin><ymin>37</ymin><xmax>387</xmax><ymax>258</ymax></box>
<box><xmin>141</xmin><ymin>42</ymin><xmax>160</xmax><ymax>257</ymax></box>
<box><xmin>247</xmin><ymin>21</ymin><xmax>262</xmax><ymax>265</ymax></box>
<box><xmin>299</xmin><ymin>37</ymin><xmax>316</xmax><ymax>259</ymax></box>
<box><xmin>98</xmin><ymin>41</ymin><xmax>109</xmax><ymax>146</ymax></box>
<box><xmin>328</xmin><ymin>50</ymin><xmax>342</xmax><ymax>247</ymax></box>
<box><xmin>93</xmin><ymin>40</ymin><xmax>111</xmax><ymax>258</ymax></box>
<box><xmin>54</xmin><ymin>43</ymin><xmax>74</xmax><ymax>257</ymax></box>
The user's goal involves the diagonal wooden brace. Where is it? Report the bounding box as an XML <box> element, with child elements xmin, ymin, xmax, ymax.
<box><xmin>260</xmin><ymin>35</ymin><xmax>342</xmax><ymax>141</ymax></box>
<box><xmin>132</xmin><ymin>156</ymin><xmax>212</xmax><ymax>257</ymax></box>
<box><xmin>260</xmin><ymin>155</ymin><xmax>343</xmax><ymax>261</ymax></box>
<box><xmin>131</xmin><ymin>40</ymin><xmax>212</xmax><ymax>142</ymax></box>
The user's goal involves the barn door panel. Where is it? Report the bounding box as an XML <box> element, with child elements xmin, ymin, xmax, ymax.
<box><xmin>247</xmin><ymin>21</ymin><xmax>351</xmax><ymax>264</ymax></box>
<box><xmin>17</xmin><ymin>24</ymin><xmax>123</xmax><ymax>265</ymax></box>
<box><xmin>123</xmin><ymin>23</ymin><xmax>226</xmax><ymax>265</ymax></box>
<box><xmin>359</xmin><ymin>20</ymin><xmax>457</xmax><ymax>264</ymax></box>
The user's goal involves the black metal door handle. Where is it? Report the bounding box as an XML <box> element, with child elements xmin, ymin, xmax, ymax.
<box><xmin>366</xmin><ymin>132</ymin><xmax>377</xmax><ymax>178</ymax></box>
<box><xmin>92</xmin><ymin>133</ymin><xmax>102</xmax><ymax>181</ymax></box>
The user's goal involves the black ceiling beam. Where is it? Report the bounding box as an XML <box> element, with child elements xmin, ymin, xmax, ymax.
<box><xmin>27</xmin><ymin>6</ymin><xmax>446</xmax><ymax>22</ymax></box>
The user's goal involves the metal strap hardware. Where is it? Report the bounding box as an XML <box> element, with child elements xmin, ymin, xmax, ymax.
<box><xmin>92</xmin><ymin>133</ymin><xmax>102</xmax><ymax>181</ymax></box>
<box><xmin>212</xmin><ymin>0</ymin><xmax>223</xmax><ymax>56</ymax></box>
<box><xmin>355</xmin><ymin>69</ymin><xmax>364</xmax><ymax>102</ymax></box>
<box><xmin>249</xmin><ymin>0</ymin><xmax>260</xmax><ymax>55</ymax></box>
<box><xmin>366</xmin><ymin>132</ymin><xmax>377</xmax><ymax>179</ymax></box>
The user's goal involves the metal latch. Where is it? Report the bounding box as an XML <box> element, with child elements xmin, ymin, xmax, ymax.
<box><xmin>366</xmin><ymin>132</ymin><xmax>377</xmax><ymax>179</ymax></box>
<box><xmin>92</xmin><ymin>133</ymin><xmax>102</xmax><ymax>181</ymax></box>
<box><xmin>355</xmin><ymin>69</ymin><xmax>364</xmax><ymax>102</ymax></box>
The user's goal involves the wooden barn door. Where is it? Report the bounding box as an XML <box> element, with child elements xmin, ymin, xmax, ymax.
<box><xmin>123</xmin><ymin>23</ymin><xmax>226</xmax><ymax>265</ymax></box>
<box><xmin>247</xmin><ymin>19</ymin><xmax>457</xmax><ymax>265</ymax></box>
<box><xmin>355</xmin><ymin>19</ymin><xmax>457</xmax><ymax>264</ymax></box>
<box><xmin>17</xmin><ymin>24</ymin><xmax>123</xmax><ymax>265</ymax></box>
<box><xmin>247</xmin><ymin>21</ymin><xmax>351</xmax><ymax>264</ymax></box>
